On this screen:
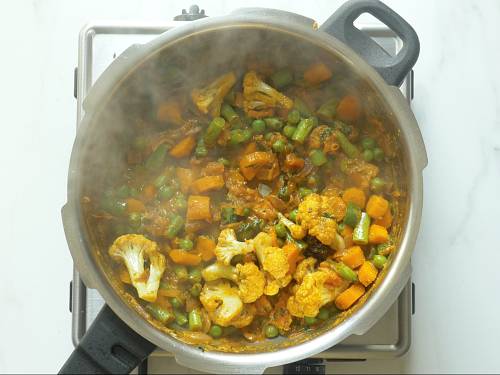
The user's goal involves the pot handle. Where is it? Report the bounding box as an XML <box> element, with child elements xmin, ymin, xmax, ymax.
<box><xmin>319</xmin><ymin>0</ymin><xmax>419</xmax><ymax>86</ymax></box>
<box><xmin>59</xmin><ymin>305</ymin><xmax>155</xmax><ymax>374</ymax></box>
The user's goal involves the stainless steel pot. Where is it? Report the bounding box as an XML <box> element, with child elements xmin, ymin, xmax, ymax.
<box><xmin>60</xmin><ymin>1</ymin><xmax>427</xmax><ymax>373</ymax></box>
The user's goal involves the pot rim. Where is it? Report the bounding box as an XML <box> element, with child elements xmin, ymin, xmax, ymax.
<box><xmin>65</xmin><ymin>11</ymin><xmax>425</xmax><ymax>371</ymax></box>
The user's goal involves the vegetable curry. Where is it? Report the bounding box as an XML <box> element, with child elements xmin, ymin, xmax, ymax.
<box><xmin>91</xmin><ymin>60</ymin><xmax>400</xmax><ymax>348</ymax></box>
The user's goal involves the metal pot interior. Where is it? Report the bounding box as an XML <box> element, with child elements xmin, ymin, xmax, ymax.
<box><xmin>76</xmin><ymin>25</ymin><xmax>409</xmax><ymax>353</ymax></box>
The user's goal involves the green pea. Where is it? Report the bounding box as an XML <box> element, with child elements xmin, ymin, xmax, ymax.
<box><xmin>154</xmin><ymin>175</ymin><xmax>168</xmax><ymax>188</ymax></box>
<box><xmin>337</xmin><ymin>222</ymin><xmax>346</xmax><ymax>233</ymax></box>
<box><xmin>251</xmin><ymin>119</ymin><xmax>266</xmax><ymax>133</ymax></box>
<box><xmin>173</xmin><ymin>265</ymin><xmax>188</xmax><ymax>280</ymax></box>
<box><xmin>189</xmin><ymin>283</ymin><xmax>202</xmax><ymax>297</ymax></box>
<box><xmin>264</xmin><ymin>324</ymin><xmax>279</xmax><ymax>338</ymax></box>
<box><xmin>265</xmin><ymin>132</ymin><xmax>275</xmax><ymax>141</ymax></box>
<box><xmin>173</xmin><ymin>196</ymin><xmax>187</xmax><ymax>213</ymax></box>
<box><xmin>128</xmin><ymin>212</ymin><xmax>143</xmax><ymax>229</ymax></box>
<box><xmin>283</xmin><ymin>125</ymin><xmax>297</xmax><ymax>139</ymax></box>
<box><xmin>129</xmin><ymin>187</ymin><xmax>139</xmax><ymax>198</ymax></box>
<box><xmin>304</xmin><ymin>316</ymin><xmax>317</xmax><ymax>325</ymax></box>
<box><xmin>309</xmin><ymin>149</ymin><xmax>328</xmax><ymax>167</ymax></box>
<box><xmin>287</xmin><ymin>109</ymin><xmax>301</xmax><ymax>125</ymax></box>
<box><xmin>372</xmin><ymin>255</ymin><xmax>388</xmax><ymax>269</ymax></box>
<box><xmin>361</xmin><ymin>137</ymin><xmax>376</xmax><ymax>150</ymax></box>
<box><xmin>289</xmin><ymin>209</ymin><xmax>298</xmax><ymax>222</ymax></box>
<box><xmin>272</xmin><ymin>139</ymin><xmax>286</xmax><ymax>153</ymax></box>
<box><xmin>173</xmin><ymin>310</ymin><xmax>188</xmax><ymax>326</ymax></box>
<box><xmin>318</xmin><ymin>307</ymin><xmax>330</xmax><ymax>321</ymax></box>
<box><xmin>116</xmin><ymin>184</ymin><xmax>130</xmax><ymax>199</ymax></box>
<box><xmin>209</xmin><ymin>325</ymin><xmax>223</xmax><ymax>338</ymax></box>
<box><xmin>370</xmin><ymin>177</ymin><xmax>386</xmax><ymax>193</ymax></box>
<box><xmin>179</xmin><ymin>239</ymin><xmax>194</xmax><ymax>250</ymax></box>
<box><xmin>275</xmin><ymin>223</ymin><xmax>288</xmax><ymax>238</ymax></box>
<box><xmin>298</xmin><ymin>187</ymin><xmax>313</xmax><ymax>198</ymax></box>
<box><xmin>362</xmin><ymin>149</ymin><xmax>374</xmax><ymax>162</ymax></box>
<box><xmin>278</xmin><ymin>185</ymin><xmax>290</xmax><ymax>201</ymax></box>
<box><xmin>373</xmin><ymin>147</ymin><xmax>384</xmax><ymax>162</ymax></box>
<box><xmin>169</xmin><ymin>297</ymin><xmax>183</xmax><ymax>310</ymax></box>
<box><xmin>158</xmin><ymin>185</ymin><xmax>175</xmax><ymax>200</ymax></box>
<box><xmin>264</xmin><ymin>117</ymin><xmax>283</xmax><ymax>131</ymax></box>
<box><xmin>111</xmin><ymin>200</ymin><xmax>127</xmax><ymax>216</ymax></box>
<box><xmin>242</xmin><ymin>207</ymin><xmax>251</xmax><ymax>216</ymax></box>
<box><xmin>218</xmin><ymin>157</ymin><xmax>230</xmax><ymax>166</ymax></box>
<box><xmin>188</xmin><ymin>267</ymin><xmax>202</xmax><ymax>283</ymax></box>
<box><xmin>330</xmin><ymin>305</ymin><xmax>340</xmax><ymax>316</ymax></box>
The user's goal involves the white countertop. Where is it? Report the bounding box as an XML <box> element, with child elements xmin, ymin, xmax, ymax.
<box><xmin>1</xmin><ymin>0</ymin><xmax>499</xmax><ymax>373</ymax></box>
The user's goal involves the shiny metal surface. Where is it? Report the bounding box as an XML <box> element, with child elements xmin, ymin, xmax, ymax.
<box><xmin>64</xmin><ymin>11</ymin><xmax>426</xmax><ymax>373</ymax></box>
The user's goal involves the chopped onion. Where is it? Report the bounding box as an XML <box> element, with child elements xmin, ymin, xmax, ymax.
<box><xmin>258</xmin><ymin>183</ymin><xmax>272</xmax><ymax>197</ymax></box>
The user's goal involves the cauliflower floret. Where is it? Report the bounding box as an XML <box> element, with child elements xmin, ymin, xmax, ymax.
<box><xmin>191</xmin><ymin>72</ymin><xmax>236</xmax><ymax>117</ymax></box>
<box><xmin>201</xmin><ymin>262</ymin><xmax>265</xmax><ymax>303</ymax></box>
<box><xmin>254</xmin><ymin>232</ymin><xmax>292</xmax><ymax>296</ymax></box>
<box><xmin>287</xmin><ymin>269</ymin><xmax>349</xmax><ymax>318</ymax></box>
<box><xmin>243</xmin><ymin>71</ymin><xmax>293</xmax><ymax>118</ymax></box>
<box><xmin>200</xmin><ymin>281</ymin><xmax>243</xmax><ymax>327</ymax></box>
<box><xmin>293</xmin><ymin>257</ymin><xmax>317</xmax><ymax>283</ymax></box>
<box><xmin>229</xmin><ymin>304</ymin><xmax>257</xmax><ymax>328</ymax></box>
<box><xmin>214</xmin><ymin>228</ymin><xmax>254</xmax><ymax>265</ymax></box>
<box><xmin>278</xmin><ymin>213</ymin><xmax>306</xmax><ymax>240</ymax></box>
<box><xmin>109</xmin><ymin>234</ymin><xmax>166</xmax><ymax>302</ymax></box>
<box><xmin>296</xmin><ymin>193</ymin><xmax>346</xmax><ymax>246</ymax></box>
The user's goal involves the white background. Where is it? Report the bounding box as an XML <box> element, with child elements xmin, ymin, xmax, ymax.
<box><xmin>1</xmin><ymin>0</ymin><xmax>499</xmax><ymax>373</ymax></box>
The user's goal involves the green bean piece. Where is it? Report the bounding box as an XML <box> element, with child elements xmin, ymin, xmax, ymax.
<box><xmin>270</xmin><ymin>68</ymin><xmax>293</xmax><ymax>89</ymax></box>
<box><xmin>275</xmin><ymin>223</ymin><xmax>288</xmax><ymax>238</ymax></box>
<box><xmin>251</xmin><ymin>119</ymin><xmax>266</xmax><ymax>133</ymax></box>
<box><xmin>291</xmin><ymin>117</ymin><xmax>316</xmax><ymax>143</ymax></box>
<box><xmin>217</xmin><ymin>157</ymin><xmax>230</xmax><ymax>166</ymax></box>
<box><xmin>221</xmin><ymin>103</ymin><xmax>240</xmax><ymax>127</ymax></box>
<box><xmin>362</xmin><ymin>149</ymin><xmax>374</xmax><ymax>162</ymax></box>
<box><xmin>264</xmin><ymin>117</ymin><xmax>284</xmax><ymax>131</ymax></box>
<box><xmin>173</xmin><ymin>194</ymin><xmax>188</xmax><ymax>212</ymax></box>
<box><xmin>376</xmin><ymin>242</ymin><xmax>393</xmax><ymax>255</ymax></box>
<box><xmin>221</xmin><ymin>207</ymin><xmax>237</xmax><ymax>224</ymax></box>
<box><xmin>166</xmin><ymin>215</ymin><xmax>184</xmax><ymax>239</ymax></box>
<box><xmin>116</xmin><ymin>184</ymin><xmax>130</xmax><ymax>199</ymax></box>
<box><xmin>242</xmin><ymin>207</ymin><xmax>251</xmax><ymax>216</ymax></box>
<box><xmin>298</xmin><ymin>187</ymin><xmax>313</xmax><ymax>198</ymax></box>
<box><xmin>304</xmin><ymin>316</ymin><xmax>317</xmax><ymax>325</ymax></box>
<box><xmin>154</xmin><ymin>175</ymin><xmax>168</xmax><ymax>188</ymax></box>
<box><xmin>179</xmin><ymin>239</ymin><xmax>194</xmax><ymax>251</ymax></box>
<box><xmin>145</xmin><ymin>304</ymin><xmax>173</xmax><ymax>324</ymax></box>
<box><xmin>318</xmin><ymin>307</ymin><xmax>330</xmax><ymax>321</ymax></box>
<box><xmin>236</xmin><ymin>218</ymin><xmax>264</xmax><ymax>241</ymax></box>
<box><xmin>189</xmin><ymin>283</ymin><xmax>202</xmax><ymax>297</ymax></box>
<box><xmin>195</xmin><ymin>137</ymin><xmax>208</xmax><ymax>158</ymax></box>
<box><xmin>317</xmin><ymin>98</ymin><xmax>338</xmax><ymax>121</ymax></box>
<box><xmin>188</xmin><ymin>309</ymin><xmax>203</xmax><ymax>331</ymax></box>
<box><xmin>293</xmin><ymin>97</ymin><xmax>312</xmax><ymax>116</ymax></box>
<box><xmin>332</xmin><ymin>261</ymin><xmax>358</xmax><ymax>282</ymax></box>
<box><xmin>204</xmin><ymin>117</ymin><xmax>226</xmax><ymax>146</ymax></box>
<box><xmin>145</xmin><ymin>144</ymin><xmax>168</xmax><ymax>171</ymax></box>
<box><xmin>169</xmin><ymin>297</ymin><xmax>183</xmax><ymax>310</ymax></box>
<box><xmin>337</xmin><ymin>222</ymin><xmax>346</xmax><ymax>233</ymax></box>
<box><xmin>334</xmin><ymin>130</ymin><xmax>359</xmax><ymax>158</ymax></box>
<box><xmin>373</xmin><ymin>147</ymin><xmax>385</xmax><ymax>162</ymax></box>
<box><xmin>230</xmin><ymin>129</ymin><xmax>252</xmax><ymax>145</ymax></box>
<box><xmin>372</xmin><ymin>255</ymin><xmax>388</xmax><ymax>269</ymax></box>
<box><xmin>309</xmin><ymin>149</ymin><xmax>328</xmax><ymax>167</ymax></box>
<box><xmin>285</xmin><ymin>232</ymin><xmax>307</xmax><ymax>251</ymax></box>
<box><xmin>173</xmin><ymin>310</ymin><xmax>188</xmax><ymax>326</ymax></box>
<box><xmin>173</xmin><ymin>265</ymin><xmax>188</xmax><ymax>280</ymax></box>
<box><xmin>188</xmin><ymin>267</ymin><xmax>202</xmax><ymax>284</ymax></box>
<box><xmin>361</xmin><ymin>137</ymin><xmax>376</xmax><ymax>150</ymax></box>
<box><xmin>353</xmin><ymin>212</ymin><xmax>371</xmax><ymax>245</ymax></box>
<box><xmin>335</xmin><ymin>121</ymin><xmax>353</xmax><ymax>136</ymax></box>
<box><xmin>209</xmin><ymin>325</ymin><xmax>223</xmax><ymax>338</ymax></box>
<box><xmin>272</xmin><ymin>139</ymin><xmax>286</xmax><ymax>153</ymax></box>
<box><xmin>158</xmin><ymin>185</ymin><xmax>175</xmax><ymax>201</ymax></box>
<box><xmin>370</xmin><ymin>177</ymin><xmax>386</xmax><ymax>193</ymax></box>
<box><xmin>287</xmin><ymin>109</ymin><xmax>301</xmax><ymax>125</ymax></box>
<box><xmin>289</xmin><ymin>209</ymin><xmax>298</xmax><ymax>222</ymax></box>
<box><xmin>283</xmin><ymin>125</ymin><xmax>297</xmax><ymax>139</ymax></box>
<box><xmin>264</xmin><ymin>324</ymin><xmax>280</xmax><ymax>338</ymax></box>
<box><xmin>278</xmin><ymin>185</ymin><xmax>290</xmax><ymax>202</ymax></box>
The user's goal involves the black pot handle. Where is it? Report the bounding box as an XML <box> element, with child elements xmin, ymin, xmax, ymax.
<box><xmin>59</xmin><ymin>305</ymin><xmax>156</xmax><ymax>374</ymax></box>
<box><xmin>319</xmin><ymin>0</ymin><xmax>419</xmax><ymax>86</ymax></box>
